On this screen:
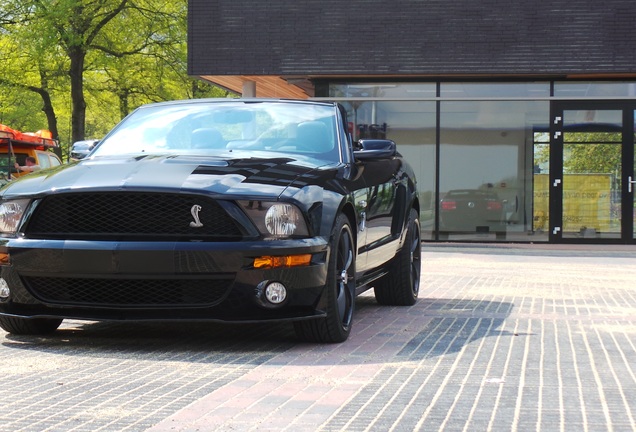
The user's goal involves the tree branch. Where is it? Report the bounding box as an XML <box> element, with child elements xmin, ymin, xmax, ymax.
<box><xmin>86</xmin><ymin>0</ymin><xmax>129</xmax><ymax>45</ymax></box>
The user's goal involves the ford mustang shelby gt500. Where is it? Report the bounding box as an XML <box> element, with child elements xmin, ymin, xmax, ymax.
<box><xmin>0</xmin><ymin>99</ymin><xmax>420</xmax><ymax>343</ymax></box>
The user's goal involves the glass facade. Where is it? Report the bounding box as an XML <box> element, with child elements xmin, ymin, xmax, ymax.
<box><xmin>439</xmin><ymin>99</ymin><xmax>549</xmax><ymax>241</ymax></box>
<box><xmin>335</xmin><ymin>99</ymin><xmax>437</xmax><ymax>239</ymax></box>
<box><xmin>327</xmin><ymin>81</ymin><xmax>636</xmax><ymax>242</ymax></box>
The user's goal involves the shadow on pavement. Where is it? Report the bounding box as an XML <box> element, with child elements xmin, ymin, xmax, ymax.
<box><xmin>1</xmin><ymin>296</ymin><xmax>516</xmax><ymax>365</ymax></box>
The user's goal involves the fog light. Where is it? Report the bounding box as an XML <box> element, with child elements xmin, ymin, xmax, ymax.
<box><xmin>0</xmin><ymin>278</ymin><xmax>10</xmax><ymax>300</ymax></box>
<box><xmin>265</xmin><ymin>282</ymin><xmax>287</xmax><ymax>304</ymax></box>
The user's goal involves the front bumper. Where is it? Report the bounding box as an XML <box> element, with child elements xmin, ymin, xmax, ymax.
<box><xmin>0</xmin><ymin>237</ymin><xmax>329</xmax><ymax>323</ymax></box>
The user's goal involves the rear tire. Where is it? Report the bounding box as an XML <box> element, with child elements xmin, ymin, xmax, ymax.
<box><xmin>374</xmin><ymin>208</ymin><xmax>421</xmax><ymax>306</ymax></box>
<box><xmin>294</xmin><ymin>214</ymin><xmax>355</xmax><ymax>343</ymax></box>
<box><xmin>0</xmin><ymin>316</ymin><xmax>63</xmax><ymax>335</ymax></box>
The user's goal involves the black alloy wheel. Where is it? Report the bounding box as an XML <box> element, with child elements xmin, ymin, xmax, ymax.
<box><xmin>374</xmin><ymin>208</ymin><xmax>421</xmax><ymax>306</ymax></box>
<box><xmin>294</xmin><ymin>214</ymin><xmax>355</xmax><ymax>343</ymax></box>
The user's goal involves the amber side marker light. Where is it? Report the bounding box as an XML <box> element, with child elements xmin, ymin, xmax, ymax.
<box><xmin>254</xmin><ymin>254</ymin><xmax>312</xmax><ymax>269</ymax></box>
<box><xmin>0</xmin><ymin>253</ymin><xmax>9</xmax><ymax>265</ymax></box>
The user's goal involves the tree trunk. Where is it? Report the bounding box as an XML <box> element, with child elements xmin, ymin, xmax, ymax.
<box><xmin>40</xmin><ymin>91</ymin><xmax>59</xmax><ymax>141</ymax></box>
<box><xmin>118</xmin><ymin>88</ymin><xmax>130</xmax><ymax>119</ymax></box>
<box><xmin>68</xmin><ymin>46</ymin><xmax>86</xmax><ymax>144</ymax></box>
<box><xmin>38</xmin><ymin>71</ymin><xmax>59</xmax><ymax>140</ymax></box>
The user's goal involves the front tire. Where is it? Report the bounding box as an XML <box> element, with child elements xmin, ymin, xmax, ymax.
<box><xmin>374</xmin><ymin>208</ymin><xmax>421</xmax><ymax>306</ymax></box>
<box><xmin>294</xmin><ymin>214</ymin><xmax>355</xmax><ymax>343</ymax></box>
<box><xmin>0</xmin><ymin>315</ymin><xmax>63</xmax><ymax>335</ymax></box>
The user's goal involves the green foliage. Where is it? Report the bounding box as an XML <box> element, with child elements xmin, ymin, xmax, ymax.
<box><xmin>0</xmin><ymin>0</ymin><xmax>230</xmax><ymax>154</ymax></box>
<box><xmin>534</xmin><ymin>131</ymin><xmax>622</xmax><ymax>175</ymax></box>
<box><xmin>563</xmin><ymin>132</ymin><xmax>621</xmax><ymax>174</ymax></box>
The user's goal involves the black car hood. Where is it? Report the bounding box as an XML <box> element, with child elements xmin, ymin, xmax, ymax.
<box><xmin>0</xmin><ymin>153</ymin><xmax>338</xmax><ymax>199</ymax></box>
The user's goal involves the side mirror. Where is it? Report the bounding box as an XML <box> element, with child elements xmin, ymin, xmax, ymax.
<box><xmin>354</xmin><ymin>139</ymin><xmax>397</xmax><ymax>160</ymax></box>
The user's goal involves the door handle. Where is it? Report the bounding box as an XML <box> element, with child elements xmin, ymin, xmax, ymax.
<box><xmin>629</xmin><ymin>176</ymin><xmax>636</xmax><ymax>193</ymax></box>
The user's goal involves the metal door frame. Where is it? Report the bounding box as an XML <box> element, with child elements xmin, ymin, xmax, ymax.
<box><xmin>550</xmin><ymin>100</ymin><xmax>635</xmax><ymax>243</ymax></box>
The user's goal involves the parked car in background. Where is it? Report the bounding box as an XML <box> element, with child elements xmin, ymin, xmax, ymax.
<box><xmin>0</xmin><ymin>99</ymin><xmax>421</xmax><ymax>343</ymax></box>
<box><xmin>439</xmin><ymin>189</ymin><xmax>504</xmax><ymax>235</ymax></box>
<box><xmin>70</xmin><ymin>139</ymin><xmax>99</xmax><ymax>160</ymax></box>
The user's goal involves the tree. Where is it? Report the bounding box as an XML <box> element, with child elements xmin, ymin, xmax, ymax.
<box><xmin>1</xmin><ymin>0</ymin><xmax>231</xmax><ymax>152</ymax></box>
<box><xmin>0</xmin><ymin>4</ymin><xmax>67</xmax><ymax>138</ymax></box>
<box><xmin>0</xmin><ymin>0</ymin><xmax>227</xmax><ymax>146</ymax></box>
<box><xmin>1</xmin><ymin>0</ymin><xmax>130</xmax><ymax>142</ymax></box>
<box><xmin>563</xmin><ymin>132</ymin><xmax>621</xmax><ymax>174</ymax></box>
<box><xmin>89</xmin><ymin>0</ymin><xmax>228</xmax><ymax>121</ymax></box>
<box><xmin>534</xmin><ymin>131</ymin><xmax>622</xmax><ymax>174</ymax></box>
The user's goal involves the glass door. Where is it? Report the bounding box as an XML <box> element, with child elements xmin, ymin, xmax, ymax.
<box><xmin>551</xmin><ymin>102</ymin><xmax>635</xmax><ymax>243</ymax></box>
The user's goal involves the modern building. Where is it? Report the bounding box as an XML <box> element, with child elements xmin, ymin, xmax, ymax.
<box><xmin>188</xmin><ymin>0</ymin><xmax>636</xmax><ymax>244</ymax></box>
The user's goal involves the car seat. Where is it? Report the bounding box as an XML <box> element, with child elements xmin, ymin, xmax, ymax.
<box><xmin>191</xmin><ymin>128</ymin><xmax>226</xmax><ymax>150</ymax></box>
<box><xmin>296</xmin><ymin>122</ymin><xmax>333</xmax><ymax>153</ymax></box>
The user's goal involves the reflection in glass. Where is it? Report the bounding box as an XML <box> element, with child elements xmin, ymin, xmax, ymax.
<box><xmin>555</xmin><ymin>82</ymin><xmax>636</xmax><ymax>98</ymax></box>
<box><xmin>441</xmin><ymin>82</ymin><xmax>550</xmax><ymax>98</ymax></box>
<box><xmin>440</xmin><ymin>100</ymin><xmax>550</xmax><ymax>241</ymax></box>
<box><xmin>561</xmin><ymin>113</ymin><xmax>622</xmax><ymax>239</ymax></box>
<box><xmin>337</xmin><ymin>100</ymin><xmax>437</xmax><ymax>239</ymax></box>
<box><xmin>329</xmin><ymin>83</ymin><xmax>436</xmax><ymax>99</ymax></box>
<box><xmin>533</xmin><ymin>133</ymin><xmax>550</xmax><ymax>236</ymax></box>
<box><xmin>326</xmin><ymin>81</ymin><xmax>636</xmax><ymax>242</ymax></box>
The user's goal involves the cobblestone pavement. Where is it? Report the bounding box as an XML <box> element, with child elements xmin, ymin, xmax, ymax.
<box><xmin>1</xmin><ymin>244</ymin><xmax>636</xmax><ymax>431</ymax></box>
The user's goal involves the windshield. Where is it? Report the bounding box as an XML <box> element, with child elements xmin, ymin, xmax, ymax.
<box><xmin>93</xmin><ymin>101</ymin><xmax>341</xmax><ymax>162</ymax></box>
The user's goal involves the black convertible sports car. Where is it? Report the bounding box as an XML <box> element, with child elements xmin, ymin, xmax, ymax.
<box><xmin>0</xmin><ymin>99</ymin><xmax>420</xmax><ymax>343</ymax></box>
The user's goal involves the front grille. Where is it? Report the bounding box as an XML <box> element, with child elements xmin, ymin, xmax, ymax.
<box><xmin>25</xmin><ymin>192</ymin><xmax>243</xmax><ymax>240</ymax></box>
<box><xmin>23</xmin><ymin>276</ymin><xmax>233</xmax><ymax>308</ymax></box>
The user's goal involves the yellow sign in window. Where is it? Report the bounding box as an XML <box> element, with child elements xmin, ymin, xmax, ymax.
<box><xmin>534</xmin><ymin>173</ymin><xmax>615</xmax><ymax>234</ymax></box>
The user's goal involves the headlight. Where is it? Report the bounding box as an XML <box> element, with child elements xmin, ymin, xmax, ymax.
<box><xmin>0</xmin><ymin>199</ymin><xmax>31</xmax><ymax>234</ymax></box>
<box><xmin>239</xmin><ymin>201</ymin><xmax>309</xmax><ymax>238</ymax></box>
<box><xmin>265</xmin><ymin>204</ymin><xmax>302</xmax><ymax>236</ymax></box>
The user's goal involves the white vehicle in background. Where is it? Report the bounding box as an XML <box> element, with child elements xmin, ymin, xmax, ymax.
<box><xmin>70</xmin><ymin>139</ymin><xmax>99</xmax><ymax>160</ymax></box>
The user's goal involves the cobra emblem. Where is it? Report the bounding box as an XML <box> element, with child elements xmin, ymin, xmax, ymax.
<box><xmin>189</xmin><ymin>204</ymin><xmax>204</xmax><ymax>228</ymax></box>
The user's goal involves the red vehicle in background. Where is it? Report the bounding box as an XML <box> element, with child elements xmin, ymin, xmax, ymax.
<box><xmin>0</xmin><ymin>124</ymin><xmax>63</xmax><ymax>185</ymax></box>
<box><xmin>439</xmin><ymin>189</ymin><xmax>505</xmax><ymax>236</ymax></box>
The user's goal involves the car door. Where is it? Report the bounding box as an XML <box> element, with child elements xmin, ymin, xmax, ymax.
<box><xmin>356</xmin><ymin>156</ymin><xmax>403</xmax><ymax>272</ymax></box>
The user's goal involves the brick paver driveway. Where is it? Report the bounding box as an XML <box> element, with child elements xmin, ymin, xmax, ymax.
<box><xmin>1</xmin><ymin>244</ymin><xmax>635</xmax><ymax>431</ymax></box>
